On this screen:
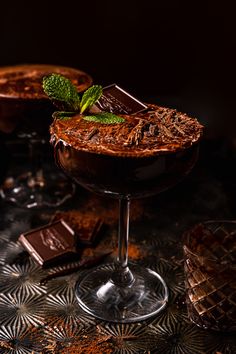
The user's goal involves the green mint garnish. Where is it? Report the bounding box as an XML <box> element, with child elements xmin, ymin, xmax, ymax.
<box><xmin>43</xmin><ymin>74</ymin><xmax>102</xmax><ymax>115</ymax></box>
<box><xmin>80</xmin><ymin>85</ymin><xmax>102</xmax><ymax>114</ymax></box>
<box><xmin>83</xmin><ymin>112</ymin><xmax>125</xmax><ymax>124</ymax></box>
<box><xmin>43</xmin><ymin>74</ymin><xmax>80</xmax><ymax>111</ymax></box>
<box><xmin>42</xmin><ymin>74</ymin><xmax>125</xmax><ymax>125</ymax></box>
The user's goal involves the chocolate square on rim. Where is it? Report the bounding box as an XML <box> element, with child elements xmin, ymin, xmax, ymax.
<box><xmin>91</xmin><ymin>84</ymin><xmax>147</xmax><ymax>115</ymax></box>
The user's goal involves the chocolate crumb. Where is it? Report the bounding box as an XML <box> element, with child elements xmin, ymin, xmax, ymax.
<box><xmin>51</xmin><ymin>103</ymin><xmax>203</xmax><ymax>157</ymax></box>
<box><xmin>124</xmin><ymin>119</ymin><xmax>149</xmax><ymax>146</ymax></box>
<box><xmin>85</xmin><ymin>128</ymin><xmax>99</xmax><ymax>141</ymax></box>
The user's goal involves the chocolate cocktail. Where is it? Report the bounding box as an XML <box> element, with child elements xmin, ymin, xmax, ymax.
<box><xmin>50</xmin><ymin>82</ymin><xmax>203</xmax><ymax>322</ymax></box>
<box><xmin>52</xmin><ymin>104</ymin><xmax>201</xmax><ymax>198</ymax></box>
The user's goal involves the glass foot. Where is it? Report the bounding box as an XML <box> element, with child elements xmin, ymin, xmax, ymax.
<box><xmin>0</xmin><ymin>169</ymin><xmax>75</xmax><ymax>208</ymax></box>
<box><xmin>75</xmin><ymin>263</ymin><xmax>168</xmax><ymax>323</ymax></box>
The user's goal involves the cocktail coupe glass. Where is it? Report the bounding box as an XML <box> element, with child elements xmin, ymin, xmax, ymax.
<box><xmin>53</xmin><ymin>132</ymin><xmax>200</xmax><ymax>322</ymax></box>
<box><xmin>0</xmin><ymin>64</ymin><xmax>92</xmax><ymax>208</ymax></box>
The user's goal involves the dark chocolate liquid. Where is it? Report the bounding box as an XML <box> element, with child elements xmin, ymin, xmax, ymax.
<box><xmin>54</xmin><ymin>140</ymin><xmax>199</xmax><ymax>198</ymax></box>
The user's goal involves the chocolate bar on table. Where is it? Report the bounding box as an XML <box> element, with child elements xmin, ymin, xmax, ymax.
<box><xmin>18</xmin><ymin>220</ymin><xmax>79</xmax><ymax>268</ymax></box>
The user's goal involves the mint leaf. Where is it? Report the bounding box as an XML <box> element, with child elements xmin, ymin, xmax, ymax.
<box><xmin>43</xmin><ymin>74</ymin><xmax>80</xmax><ymax>111</ymax></box>
<box><xmin>80</xmin><ymin>85</ymin><xmax>102</xmax><ymax>114</ymax></box>
<box><xmin>83</xmin><ymin>112</ymin><xmax>125</xmax><ymax>124</ymax></box>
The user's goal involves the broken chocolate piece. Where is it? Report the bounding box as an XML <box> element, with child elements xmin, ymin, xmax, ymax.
<box><xmin>18</xmin><ymin>220</ymin><xmax>79</xmax><ymax>267</ymax></box>
<box><xmin>91</xmin><ymin>84</ymin><xmax>147</xmax><ymax>115</ymax></box>
<box><xmin>51</xmin><ymin>210</ymin><xmax>104</xmax><ymax>246</ymax></box>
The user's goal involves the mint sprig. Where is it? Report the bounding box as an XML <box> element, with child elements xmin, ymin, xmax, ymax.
<box><xmin>83</xmin><ymin>112</ymin><xmax>125</xmax><ymax>124</ymax></box>
<box><xmin>43</xmin><ymin>74</ymin><xmax>102</xmax><ymax>114</ymax></box>
<box><xmin>42</xmin><ymin>74</ymin><xmax>125</xmax><ymax>125</ymax></box>
<box><xmin>43</xmin><ymin>74</ymin><xmax>80</xmax><ymax>111</ymax></box>
<box><xmin>80</xmin><ymin>85</ymin><xmax>102</xmax><ymax>114</ymax></box>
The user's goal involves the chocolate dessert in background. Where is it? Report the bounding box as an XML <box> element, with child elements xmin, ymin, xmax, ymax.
<box><xmin>0</xmin><ymin>65</ymin><xmax>92</xmax><ymax>208</ymax></box>
<box><xmin>0</xmin><ymin>134</ymin><xmax>9</xmax><ymax>184</ymax></box>
<box><xmin>0</xmin><ymin>64</ymin><xmax>92</xmax><ymax>135</ymax></box>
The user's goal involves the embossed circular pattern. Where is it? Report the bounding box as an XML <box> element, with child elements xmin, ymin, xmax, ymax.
<box><xmin>0</xmin><ymin>325</ymin><xmax>44</xmax><ymax>354</ymax></box>
<box><xmin>0</xmin><ymin>258</ymin><xmax>47</xmax><ymax>295</ymax></box>
<box><xmin>149</xmin><ymin>320</ymin><xmax>206</xmax><ymax>354</ymax></box>
<box><xmin>97</xmin><ymin>323</ymin><xmax>158</xmax><ymax>353</ymax></box>
<box><xmin>0</xmin><ymin>205</ymin><xmax>235</xmax><ymax>353</ymax></box>
<box><xmin>143</xmin><ymin>258</ymin><xmax>185</xmax><ymax>301</ymax></box>
<box><xmin>44</xmin><ymin>291</ymin><xmax>96</xmax><ymax>327</ymax></box>
<box><xmin>0</xmin><ymin>292</ymin><xmax>46</xmax><ymax>328</ymax></box>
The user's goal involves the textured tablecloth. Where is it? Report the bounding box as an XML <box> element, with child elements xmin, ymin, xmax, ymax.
<box><xmin>0</xmin><ymin>138</ymin><xmax>236</xmax><ymax>353</ymax></box>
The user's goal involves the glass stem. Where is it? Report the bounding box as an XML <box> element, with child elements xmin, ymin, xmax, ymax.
<box><xmin>112</xmin><ymin>197</ymin><xmax>134</xmax><ymax>287</ymax></box>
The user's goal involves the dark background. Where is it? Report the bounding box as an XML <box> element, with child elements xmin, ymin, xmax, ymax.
<box><xmin>1</xmin><ymin>0</ymin><xmax>236</xmax><ymax>137</ymax></box>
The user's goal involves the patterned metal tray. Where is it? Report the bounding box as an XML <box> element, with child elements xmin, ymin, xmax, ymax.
<box><xmin>0</xmin><ymin>141</ymin><xmax>236</xmax><ymax>353</ymax></box>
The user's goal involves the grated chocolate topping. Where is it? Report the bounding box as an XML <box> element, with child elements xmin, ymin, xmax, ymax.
<box><xmin>51</xmin><ymin>103</ymin><xmax>203</xmax><ymax>157</ymax></box>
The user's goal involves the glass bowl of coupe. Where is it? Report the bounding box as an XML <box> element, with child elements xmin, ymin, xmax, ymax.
<box><xmin>0</xmin><ymin>64</ymin><xmax>92</xmax><ymax>208</ymax></box>
<box><xmin>47</xmin><ymin>76</ymin><xmax>203</xmax><ymax>322</ymax></box>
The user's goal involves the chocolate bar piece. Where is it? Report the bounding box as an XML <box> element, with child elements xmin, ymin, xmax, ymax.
<box><xmin>91</xmin><ymin>84</ymin><xmax>147</xmax><ymax>115</ymax></box>
<box><xmin>18</xmin><ymin>220</ymin><xmax>79</xmax><ymax>267</ymax></box>
<box><xmin>51</xmin><ymin>210</ymin><xmax>103</xmax><ymax>246</ymax></box>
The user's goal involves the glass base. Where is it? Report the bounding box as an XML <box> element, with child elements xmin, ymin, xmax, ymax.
<box><xmin>75</xmin><ymin>263</ymin><xmax>168</xmax><ymax>323</ymax></box>
<box><xmin>0</xmin><ymin>170</ymin><xmax>75</xmax><ymax>209</ymax></box>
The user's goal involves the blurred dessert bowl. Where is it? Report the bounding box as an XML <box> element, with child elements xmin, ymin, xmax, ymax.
<box><xmin>0</xmin><ymin>64</ymin><xmax>92</xmax><ymax>208</ymax></box>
